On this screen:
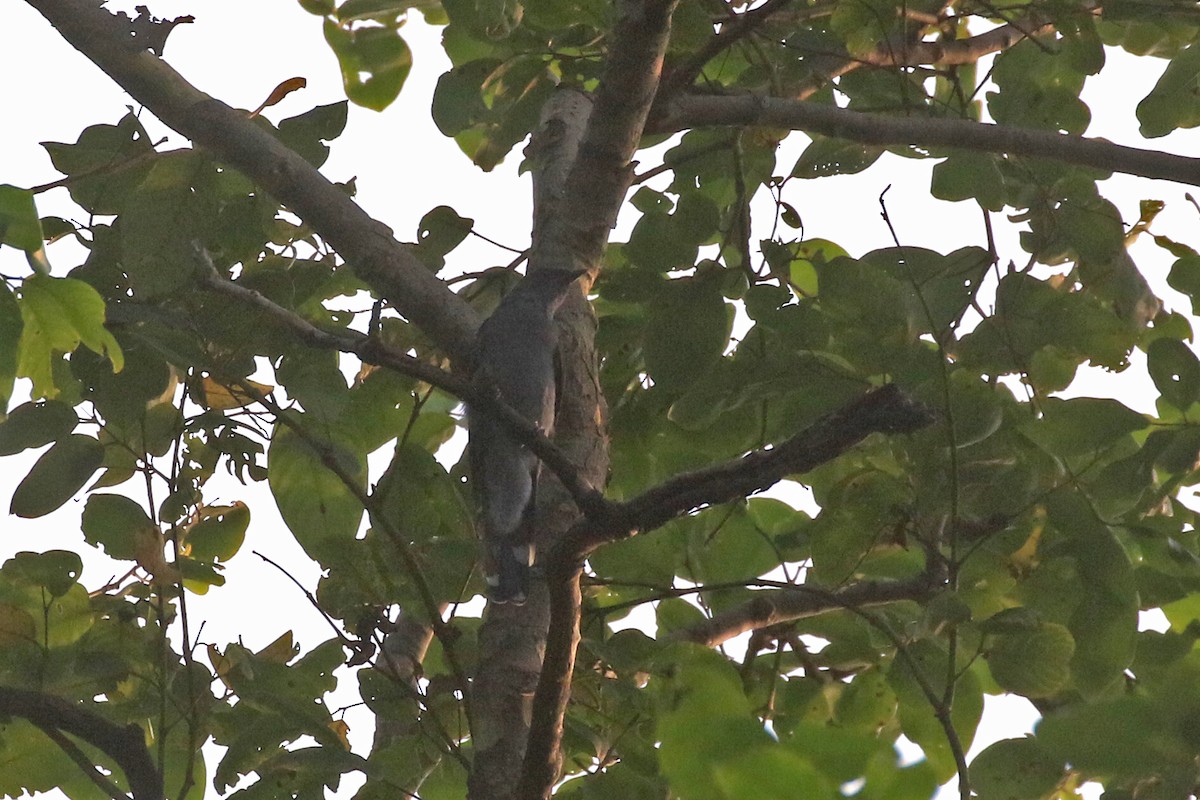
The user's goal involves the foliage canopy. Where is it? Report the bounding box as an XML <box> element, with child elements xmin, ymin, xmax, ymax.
<box><xmin>4</xmin><ymin>1</ymin><xmax>1200</xmax><ymax>799</ymax></box>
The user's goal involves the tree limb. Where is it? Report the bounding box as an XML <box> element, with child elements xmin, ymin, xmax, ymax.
<box><xmin>652</xmin><ymin>93</ymin><xmax>1200</xmax><ymax>187</ymax></box>
<box><xmin>25</xmin><ymin>0</ymin><xmax>479</xmax><ymax>361</ymax></box>
<box><xmin>858</xmin><ymin>12</ymin><xmax>1055</xmax><ymax>67</ymax></box>
<box><xmin>660</xmin><ymin>0</ymin><xmax>799</xmax><ymax>96</ymax></box>
<box><xmin>512</xmin><ymin>1</ymin><xmax>680</xmax><ymax>797</ymax></box>
<box><xmin>523</xmin><ymin>384</ymin><xmax>933</xmax><ymax>800</ymax></box>
<box><xmin>193</xmin><ymin>252</ymin><xmax>606</xmax><ymax>518</ymax></box>
<box><xmin>0</xmin><ymin>685</ymin><xmax>163</xmax><ymax>800</ymax></box>
<box><xmin>667</xmin><ymin>575</ymin><xmax>938</xmax><ymax>648</ymax></box>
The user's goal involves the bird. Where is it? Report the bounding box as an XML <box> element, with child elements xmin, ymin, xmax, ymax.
<box><xmin>467</xmin><ymin>267</ymin><xmax>584</xmax><ymax>604</ymax></box>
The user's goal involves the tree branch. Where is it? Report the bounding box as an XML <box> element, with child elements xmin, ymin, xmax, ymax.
<box><xmin>667</xmin><ymin>575</ymin><xmax>938</xmax><ymax>648</ymax></box>
<box><xmin>593</xmin><ymin>383</ymin><xmax>932</xmax><ymax>552</ymax></box>
<box><xmin>513</xmin><ymin>1</ymin><xmax>681</xmax><ymax>796</ymax></box>
<box><xmin>0</xmin><ymin>686</ymin><xmax>163</xmax><ymax>800</ymax></box>
<box><xmin>660</xmin><ymin>0</ymin><xmax>800</xmax><ymax>96</ymax></box>
<box><xmin>193</xmin><ymin>252</ymin><xmax>606</xmax><ymax>520</ymax></box>
<box><xmin>523</xmin><ymin>384</ymin><xmax>934</xmax><ymax>800</ymax></box>
<box><xmin>859</xmin><ymin>11</ymin><xmax>1055</xmax><ymax>67</ymax></box>
<box><xmin>652</xmin><ymin>93</ymin><xmax>1200</xmax><ymax>187</ymax></box>
<box><xmin>25</xmin><ymin>0</ymin><xmax>479</xmax><ymax>360</ymax></box>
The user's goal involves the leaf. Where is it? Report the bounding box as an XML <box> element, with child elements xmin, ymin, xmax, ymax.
<box><xmin>81</xmin><ymin>493</ymin><xmax>157</xmax><ymax>561</ymax></box>
<box><xmin>1147</xmin><ymin>337</ymin><xmax>1200</xmax><ymax>410</ymax></box>
<box><xmin>267</xmin><ymin>421</ymin><xmax>365</xmax><ymax>562</ymax></box>
<box><xmin>970</xmin><ymin>737</ymin><xmax>1065</xmax><ymax>800</ymax></box>
<box><xmin>0</xmin><ymin>282</ymin><xmax>20</xmax><ymax>414</ymax></box>
<box><xmin>931</xmin><ymin>152</ymin><xmax>1006</xmax><ymax>211</ymax></box>
<box><xmin>791</xmin><ymin>136</ymin><xmax>883</xmax><ymax>178</ymax></box>
<box><xmin>834</xmin><ymin>668</ymin><xmax>898</xmax><ymax>732</ymax></box>
<box><xmin>2</xmin><ymin>550</ymin><xmax>83</xmax><ymax>598</ymax></box>
<box><xmin>185</xmin><ymin>502</ymin><xmax>251</xmax><ymax>562</ymax></box>
<box><xmin>1022</xmin><ymin>397</ymin><xmax>1148</xmax><ymax>458</ymax></box>
<box><xmin>251</xmin><ymin>77</ymin><xmax>308</xmax><ymax>117</ymax></box>
<box><xmin>643</xmin><ymin>274</ymin><xmax>732</xmax><ymax>392</ymax></box>
<box><xmin>10</xmin><ymin>434</ymin><xmax>105</xmax><ymax>518</ymax></box>
<box><xmin>413</xmin><ymin>205</ymin><xmax>474</xmax><ymax>271</ymax></box>
<box><xmin>0</xmin><ymin>400</ymin><xmax>77</xmax><ymax>455</ymax></box>
<box><xmin>201</xmin><ymin>376</ymin><xmax>274</xmax><ymax>410</ymax></box>
<box><xmin>987</xmin><ymin>623</ymin><xmax>1075</xmax><ymax>698</ymax></box>
<box><xmin>323</xmin><ymin>19</ymin><xmax>412</xmax><ymax>111</ymax></box>
<box><xmin>277</xmin><ymin>102</ymin><xmax>349</xmax><ymax>167</ymax></box>
<box><xmin>0</xmin><ymin>185</ymin><xmax>43</xmax><ymax>252</ymax></box>
<box><xmin>1136</xmin><ymin>43</ymin><xmax>1200</xmax><ymax>137</ymax></box>
<box><xmin>17</xmin><ymin>275</ymin><xmax>123</xmax><ymax>398</ymax></box>
<box><xmin>119</xmin><ymin>153</ymin><xmax>205</xmax><ymax>297</ymax></box>
<box><xmin>41</xmin><ymin>114</ymin><xmax>156</xmax><ymax>215</ymax></box>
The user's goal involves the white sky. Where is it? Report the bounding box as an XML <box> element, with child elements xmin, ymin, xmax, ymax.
<box><xmin>2</xmin><ymin>2</ymin><xmax>1199</xmax><ymax>798</ymax></box>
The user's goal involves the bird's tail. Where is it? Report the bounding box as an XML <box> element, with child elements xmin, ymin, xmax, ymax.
<box><xmin>485</xmin><ymin>542</ymin><xmax>534</xmax><ymax>605</ymax></box>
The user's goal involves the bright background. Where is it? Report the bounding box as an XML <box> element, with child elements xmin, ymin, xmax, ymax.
<box><xmin>3</xmin><ymin>1</ymin><xmax>1200</xmax><ymax>797</ymax></box>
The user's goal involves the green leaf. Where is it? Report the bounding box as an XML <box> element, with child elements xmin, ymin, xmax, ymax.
<box><xmin>643</xmin><ymin>275</ymin><xmax>733</xmax><ymax>392</ymax></box>
<box><xmin>1147</xmin><ymin>337</ymin><xmax>1200</xmax><ymax>410</ymax></box>
<box><xmin>0</xmin><ymin>400</ymin><xmax>77</xmax><ymax>455</ymax></box>
<box><xmin>931</xmin><ymin>153</ymin><xmax>1006</xmax><ymax>211</ymax></box>
<box><xmin>1167</xmin><ymin>254</ymin><xmax>1200</xmax><ymax>314</ymax></box>
<box><xmin>713</xmin><ymin>747</ymin><xmax>832</xmax><ymax>799</ymax></box>
<box><xmin>413</xmin><ymin>205</ymin><xmax>473</xmax><ymax>271</ymax></box>
<box><xmin>0</xmin><ymin>282</ymin><xmax>20</xmax><ymax>414</ymax></box>
<box><xmin>41</xmin><ymin>114</ymin><xmax>156</xmax><ymax>215</ymax></box>
<box><xmin>987</xmin><ymin>623</ymin><xmax>1075</xmax><ymax>698</ymax></box>
<box><xmin>1137</xmin><ymin>43</ymin><xmax>1200</xmax><ymax>137</ymax></box>
<box><xmin>17</xmin><ymin>275</ymin><xmax>124</xmax><ymax>399</ymax></box>
<box><xmin>0</xmin><ymin>185</ymin><xmax>43</xmax><ymax>252</ymax></box>
<box><xmin>834</xmin><ymin>668</ymin><xmax>898</xmax><ymax>732</ymax></box>
<box><xmin>10</xmin><ymin>434</ymin><xmax>105</xmax><ymax>518</ymax></box>
<box><xmin>791</xmin><ymin>136</ymin><xmax>883</xmax><ymax>178</ymax></box>
<box><xmin>278</xmin><ymin>102</ymin><xmax>349</xmax><ymax>167</ymax></box>
<box><xmin>970</xmin><ymin>737</ymin><xmax>1065</xmax><ymax>800</ymax></box>
<box><xmin>119</xmin><ymin>152</ymin><xmax>205</xmax><ymax>297</ymax></box>
<box><xmin>267</xmin><ymin>420</ymin><xmax>365</xmax><ymax>562</ymax></box>
<box><xmin>1022</xmin><ymin>397</ymin><xmax>1148</xmax><ymax>458</ymax></box>
<box><xmin>81</xmin><ymin>493</ymin><xmax>156</xmax><ymax>560</ymax></box>
<box><xmin>186</xmin><ymin>502</ymin><xmax>250</xmax><ymax>562</ymax></box>
<box><xmin>298</xmin><ymin>0</ymin><xmax>335</xmax><ymax>13</ymax></box>
<box><xmin>2</xmin><ymin>550</ymin><xmax>83</xmax><ymax>598</ymax></box>
<box><xmin>323</xmin><ymin>19</ymin><xmax>412</xmax><ymax>110</ymax></box>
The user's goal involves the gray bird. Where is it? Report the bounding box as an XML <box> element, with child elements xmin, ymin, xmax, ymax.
<box><xmin>468</xmin><ymin>267</ymin><xmax>583</xmax><ymax>604</ymax></box>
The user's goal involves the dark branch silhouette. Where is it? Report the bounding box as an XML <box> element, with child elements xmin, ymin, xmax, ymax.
<box><xmin>653</xmin><ymin>94</ymin><xmax>1200</xmax><ymax>188</ymax></box>
<box><xmin>0</xmin><ymin>686</ymin><xmax>163</xmax><ymax>800</ymax></box>
<box><xmin>25</xmin><ymin>0</ymin><xmax>479</xmax><ymax>360</ymax></box>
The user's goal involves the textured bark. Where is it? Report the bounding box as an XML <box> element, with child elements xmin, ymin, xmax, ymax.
<box><xmin>467</xmin><ymin>90</ymin><xmax>609</xmax><ymax>800</ymax></box>
<box><xmin>652</xmin><ymin>93</ymin><xmax>1200</xmax><ymax>189</ymax></box>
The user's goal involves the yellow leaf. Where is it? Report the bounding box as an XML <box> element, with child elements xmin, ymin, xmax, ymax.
<box><xmin>1009</xmin><ymin>510</ymin><xmax>1045</xmax><ymax>574</ymax></box>
<box><xmin>329</xmin><ymin>719</ymin><xmax>351</xmax><ymax>750</ymax></box>
<box><xmin>257</xmin><ymin>630</ymin><xmax>298</xmax><ymax>663</ymax></box>
<box><xmin>201</xmin><ymin>377</ymin><xmax>272</xmax><ymax>410</ymax></box>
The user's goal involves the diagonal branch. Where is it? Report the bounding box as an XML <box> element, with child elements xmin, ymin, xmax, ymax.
<box><xmin>660</xmin><ymin>0</ymin><xmax>800</xmax><ymax>96</ymax></box>
<box><xmin>667</xmin><ymin>575</ymin><xmax>938</xmax><ymax>648</ymax></box>
<box><xmin>25</xmin><ymin>0</ymin><xmax>479</xmax><ymax>360</ymax></box>
<box><xmin>607</xmin><ymin>384</ymin><xmax>933</xmax><ymax>548</ymax></box>
<box><xmin>0</xmin><ymin>686</ymin><xmax>163</xmax><ymax>800</ymax></box>
<box><xmin>859</xmin><ymin>11</ymin><xmax>1055</xmax><ymax>67</ymax></box>
<box><xmin>523</xmin><ymin>383</ymin><xmax>934</xmax><ymax>800</ymax></box>
<box><xmin>652</xmin><ymin>93</ymin><xmax>1200</xmax><ymax>187</ymax></box>
<box><xmin>192</xmin><ymin>250</ymin><xmax>606</xmax><ymax>518</ymax></box>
